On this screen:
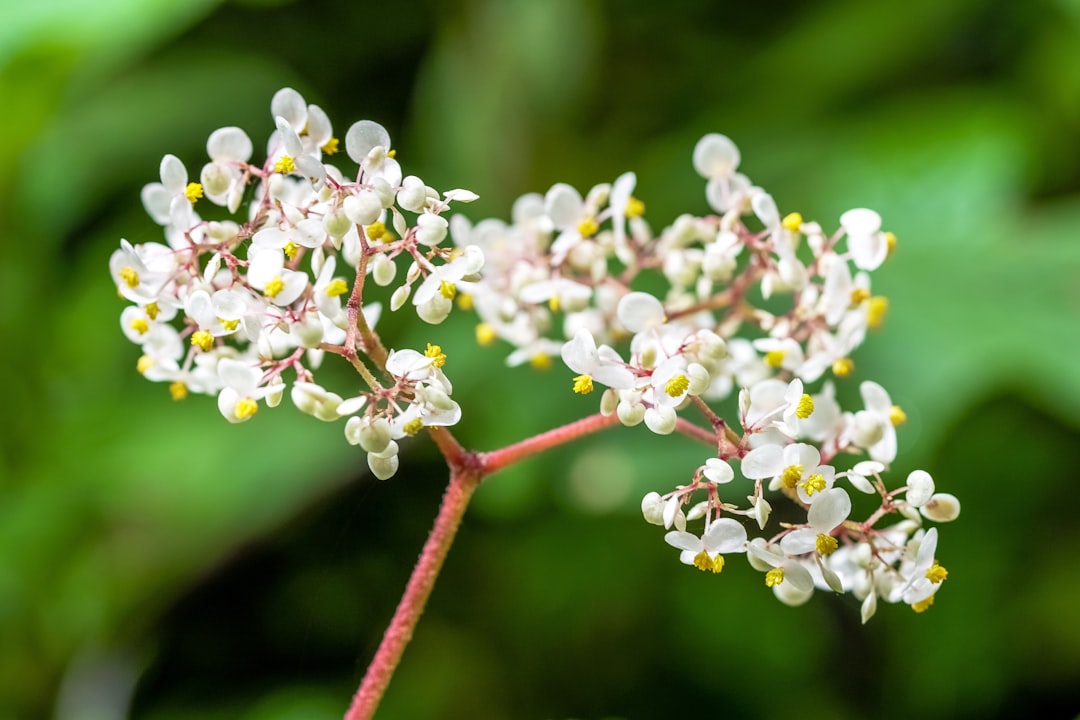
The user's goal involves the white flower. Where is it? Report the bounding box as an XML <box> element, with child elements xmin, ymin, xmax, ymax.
<box><xmin>779</xmin><ymin>487</ymin><xmax>852</xmax><ymax>556</ymax></box>
<box><xmin>840</xmin><ymin>208</ymin><xmax>888</xmax><ymax>271</ymax></box>
<box><xmin>665</xmin><ymin>517</ymin><xmax>748</xmax><ymax>573</ymax></box>
<box><xmin>216</xmin><ymin>359</ymin><xmax>271</xmax><ymax>423</ymax></box>
<box><xmin>560</xmin><ymin>328</ymin><xmax>635</xmax><ymax>391</ymax></box>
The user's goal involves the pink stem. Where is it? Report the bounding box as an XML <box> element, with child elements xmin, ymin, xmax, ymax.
<box><xmin>479</xmin><ymin>411</ymin><xmax>621</xmax><ymax>475</ymax></box>
<box><xmin>344</xmin><ymin>467</ymin><xmax>481</xmax><ymax>720</ymax></box>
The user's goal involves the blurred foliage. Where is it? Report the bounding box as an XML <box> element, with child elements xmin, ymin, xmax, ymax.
<box><xmin>2</xmin><ymin>0</ymin><xmax>1080</xmax><ymax>719</ymax></box>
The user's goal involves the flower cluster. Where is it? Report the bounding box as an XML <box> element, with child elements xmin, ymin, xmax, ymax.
<box><xmin>449</xmin><ymin>134</ymin><xmax>960</xmax><ymax>618</ymax></box>
<box><xmin>111</xmin><ymin>89</ymin><xmax>958</xmax><ymax>620</ymax></box>
<box><xmin>110</xmin><ymin>88</ymin><xmax>481</xmax><ymax>477</ymax></box>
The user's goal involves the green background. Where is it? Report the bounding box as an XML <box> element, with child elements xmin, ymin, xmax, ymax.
<box><xmin>2</xmin><ymin>0</ymin><xmax>1079</xmax><ymax>718</ymax></box>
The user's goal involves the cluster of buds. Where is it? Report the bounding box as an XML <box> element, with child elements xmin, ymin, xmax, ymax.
<box><xmin>111</xmin><ymin>89</ymin><xmax>959</xmax><ymax>620</ymax></box>
<box><xmin>110</xmin><ymin>88</ymin><xmax>480</xmax><ymax>477</ymax></box>
<box><xmin>451</xmin><ymin>135</ymin><xmax>960</xmax><ymax>619</ymax></box>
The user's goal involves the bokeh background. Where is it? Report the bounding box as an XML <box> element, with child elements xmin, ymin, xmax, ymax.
<box><xmin>3</xmin><ymin>0</ymin><xmax>1080</xmax><ymax>718</ymax></box>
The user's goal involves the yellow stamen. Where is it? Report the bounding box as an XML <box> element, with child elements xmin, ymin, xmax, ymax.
<box><xmin>136</xmin><ymin>355</ymin><xmax>154</xmax><ymax>374</ymax></box>
<box><xmin>365</xmin><ymin>221</ymin><xmax>392</xmax><ymax>243</ymax></box>
<box><xmin>912</xmin><ymin>595</ymin><xmax>934</xmax><ymax>613</ymax></box>
<box><xmin>424</xmin><ymin>343</ymin><xmax>446</xmax><ymax>368</ymax></box>
<box><xmin>438</xmin><ymin>280</ymin><xmax>457</xmax><ymax>300</ymax></box>
<box><xmin>548</xmin><ymin>295</ymin><xmax>561</xmax><ymax>313</ymax></box>
<box><xmin>781</xmin><ymin>464</ymin><xmax>804</xmax><ymax>489</ymax></box>
<box><xmin>169</xmin><ymin>381</ymin><xmax>188</xmax><ymax>400</ymax></box>
<box><xmin>832</xmin><ymin>358</ymin><xmax>854</xmax><ymax>377</ymax></box>
<box><xmin>387</xmin><ymin>148</ymin><xmax>397</xmax><ymax>158</ymax></box>
<box><xmin>665</xmin><ymin>374</ymin><xmax>690</xmax><ymax>397</ymax></box>
<box><xmin>850</xmin><ymin>287</ymin><xmax>870</xmax><ymax>306</ymax></box>
<box><xmin>184</xmin><ymin>182</ymin><xmax>203</xmax><ymax>203</ymax></box>
<box><xmin>625</xmin><ymin>196</ymin><xmax>645</xmax><ymax>218</ymax></box>
<box><xmin>275</xmin><ymin>155</ymin><xmax>296</xmax><ymax>173</ymax></box>
<box><xmin>326</xmin><ymin>279</ymin><xmax>349</xmax><ymax>297</ymax></box>
<box><xmin>218</xmin><ymin>317</ymin><xmax>240</xmax><ymax>332</ymax></box>
<box><xmin>145</xmin><ymin>302</ymin><xmax>160</xmax><ymax>320</ymax></box>
<box><xmin>234</xmin><ymin>397</ymin><xmax>258</xmax><ymax>420</ymax></box>
<box><xmin>130</xmin><ymin>318</ymin><xmax>150</xmax><ymax>335</ymax></box>
<box><xmin>764</xmin><ymin>350</ymin><xmax>785</xmax><ymax>368</ymax></box>
<box><xmin>926</xmin><ymin>562</ymin><xmax>948</xmax><ymax>584</ymax></box>
<box><xmin>456</xmin><ymin>293</ymin><xmax>474</xmax><ymax>310</ymax></box>
<box><xmin>889</xmin><ymin>405</ymin><xmax>907</xmax><ymax>426</ymax></box>
<box><xmin>573</xmin><ymin>374</ymin><xmax>594</xmax><ymax>394</ymax></box>
<box><xmin>885</xmin><ymin>231</ymin><xmax>897</xmax><ymax>254</ymax></box>
<box><xmin>577</xmin><ymin>217</ymin><xmax>599</xmax><ymax>237</ymax></box>
<box><xmin>119</xmin><ymin>266</ymin><xmax>139</xmax><ymax>288</ymax></box>
<box><xmin>867</xmin><ymin>296</ymin><xmax>888</xmax><ymax>329</ymax></box>
<box><xmin>264</xmin><ymin>276</ymin><xmax>285</xmax><ymax>299</ymax></box>
<box><xmin>402</xmin><ymin>417</ymin><xmax>424</xmax><ymax>436</ymax></box>
<box><xmin>693</xmin><ymin>550</ymin><xmax>725</xmax><ymax>574</ymax></box>
<box><xmin>475</xmin><ymin>323</ymin><xmax>497</xmax><ymax>346</ymax></box>
<box><xmin>191</xmin><ymin>330</ymin><xmax>214</xmax><ymax>351</ymax></box>
<box><xmin>530</xmin><ymin>354</ymin><xmax>552</xmax><ymax>370</ymax></box>
<box><xmin>795</xmin><ymin>393</ymin><xmax>814</xmax><ymax>419</ymax></box>
<box><xmin>816</xmin><ymin>534</ymin><xmax>839</xmax><ymax>556</ymax></box>
<box><xmin>321</xmin><ymin>137</ymin><xmax>340</xmax><ymax>155</ymax></box>
<box><xmin>781</xmin><ymin>212</ymin><xmax>803</xmax><ymax>232</ymax></box>
<box><xmin>765</xmin><ymin>567</ymin><xmax>785</xmax><ymax>587</ymax></box>
<box><xmin>283</xmin><ymin>240</ymin><xmax>298</xmax><ymax>260</ymax></box>
<box><xmin>801</xmin><ymin>473</ymin><xmax>826</xmax><ymax>496</ymax></box>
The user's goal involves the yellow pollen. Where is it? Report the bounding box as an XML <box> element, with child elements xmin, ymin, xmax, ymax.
<box><xmin>912</xmin><ymin>595</ymin><xmax>935</xmax><ymax>613</ymax></box>
<box><xmin>365</xmin><ymin>221</ymin><xmax>392</xmax><ymax>243</ymax></box>
<box><xmin>816</xmin><ymin>533</ymin><xmax>839</xmax><ymax>556</ymax></box>
<box><xmin>885</xmin><ymin>231</ymin><xmax>897</xmax><ymax>254</ymax></box>
<box><xmin>403</xmin><ymin>417</ymin><xmax>424</xmax><ymax>436</ymax></box>
<box><xmin>781</xmin><ymin>464</ymin><xmax>804</xmax><ymax>489</ymax></box>
<box><xmin>456</xmin><ymin>293</ymin><xmax>474</xmax><ymax>310</ymax></box>
<box><xmin>926</xmin><ymin>562</ymin><xmax>948</xmax><ymax>584</ymax></box>
<box><xmin>264</xmin><ymin>276</ymin><xmax>285</xmax><ymax>299</ymax></box>
<box><xmin>889</xmin><ymin>405</ymin><xmax>907</xmax><ymax>426</ymax></box>
<box><xmin>765</xmin><ymin>567</ymin><xmax>785</xmax><ymax>587</ymax></box>
<box><xmin>764</xmin><ymin>350</ymin><xmax>786</xmax><ymax>368</ymax></box>
<box><xmin>832</xmin><ymin>358</ymin><xmax>855</xmax><ymax>377</ymax></box>
<box><xmin>136</xmin><ymin>355</ymin><xmax>154</xmax><ymax>374</ymax></box>
<box><xmin>184</xmin><ymin>182</ymin><xmax>203</xmax><ymax>203</ymax></box>
<box><xmin>326</xmin><ymin>278</ymin><xmax>349</xmax><ymax>297</ymax></box>
<box><xmin>275</xmin><ymin>155</ymin><xmax>296</xmax><ymax>173</ymax></box>
<box><xmin>693</xmin><ymin>551</ymin><xmax>725</xmax><ymax>574</ymax></box>
<box><xmin>665</xmin><ymin>374</ymin><xmax>690</xmax><ymax>397</ymax></box>
<box><xmin>234</xmin><ymin>397</ymin><xmax>258</xmax><ymax>420</ymax></box>
<box><xmin>867</xmin><ymin>296</ymin><xmax>888</xmax><ymax>329</ymax></box>
<box><xmin>850</xmin><ymin>287</ymin><xmax>871</xmax><ymax>306</ymax></box>
<box><xmin>119</xmin><ymin>266</ymin><xmax>140</xmax><ymax>288</ymax></box>
<box><xmin>530</xmin><ymin>354</ymin><xmax>552</xmax><ymax>370</ymax></box>
<box><xmin>625</xmin><ymin>196</ymin><xmax>645</xmax><ymax>218</ymax></box>
<box><xmin>781</xmin><ymin>212</ymin><xmax>803</xmax><ymax>232</ymax></box>
<box><xmin>387</xmin><ymin>149</ymin><xmax>397</xmax><ymax>159</ymax></box>
<box><xmin>283</xmin><ymin>240</ymin><xmax>298</xmax><ymax>260</ymax></box>
<box><xmin>424</xmin><ymin>343</ymin><xmax>446</xmax><ymax>368</ymax></box>
<box><xmin>130</xmin><ymin>317</ymin><xmax>150</xmax><ymax>335</ymax></box>
<box><xmin>573</xmin><ymin>374</ymin><xmax>594</xmax><ymax>394</ymax></box>
<box><xmin>548</xmin><ymin>295</ymin><xmax>561</xmax><ymax>313</ymax></box>
<box><xmin>321</xmin><ymin>137</ymin><xmax>340</xmax><ymax>155</ymax></box>
<box><xmin>795</xmin><ymin>393</ymin><xmax>814</xmax><ymax>419</ymax></box>
<box><xmin>438</xmin><ymin>280</ymin><xmax>457</xmax><ymax>300</ymax></box>
<box><xmin>475</xmin><ymin>323</ymin><xmax>497</xmax><ymax>346</ymax></box>
<box><xmin>191</xmin><ymin>330</ymin><xmax>214</xmax><ymax>351</ymax></box>
<box><xmin>169</xmin><ymin>381</ymin><xmax>188</xmax><ymax>400</ymax></box>
<box><xmin>801</xmin><ymin>473</ymin><xmax>827</xmax><ymax>496</ymax></box>
<box><xmin>218</xmin><ymin>317</ymin><xmax>240</xmax><ymax>331</ymax></box>
<box><xmin>145</xmin><ymin>302</ymin><xmax>160</xmax><ymax>320</ymax></box>
<box><xmin>577</xmin><ymin>217</ymin><xmax>599</xmax><ymax>237</ymax></box>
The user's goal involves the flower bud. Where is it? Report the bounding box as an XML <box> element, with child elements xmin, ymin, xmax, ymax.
<box><xmin>640</xmin><ymin>492</ymin><xmax>664</xmax><ymax>525</ymax></box>
<box><xmin>372</xmin><ymin>254</ymin><xmax>397</xmax><ymax>286</ymax></box>
<box><xmin>920</xmin><ymin>493</ymin><xmax>961</xmax><ymax>522</ymax></box>
<box><xmin>905</xmin><ymin>470</ymin><xmax>935</xmax><ymax>507</ymax></box>
<box><xmin>390</xmin><ymin>285</ymin><xmax>411</xmax><ymax>311</ymax></box>
<box><xmin>415</xmin><ymin>213</ymin><xmax>448</xmax><ymax>247</ymax></box>
<box><xmin>397</xmin><ymin>176</ymin><xmax>427</xmax><ymax>212</ymax></box>
<box><xmin>344</xmin><ymin>190</ymin><xmax>382</xmax><ymax>226</ymax></box>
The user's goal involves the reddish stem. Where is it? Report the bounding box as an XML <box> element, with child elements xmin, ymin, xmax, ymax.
<box><xmin>344</xmin><ymin>467</ymin><xmax>481</xmax><ymax>720</ymax></box>
<box><xmin>479</xmin><ymin>411</ymin><xmax>621</xmax><ymax>475</ymax></box>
